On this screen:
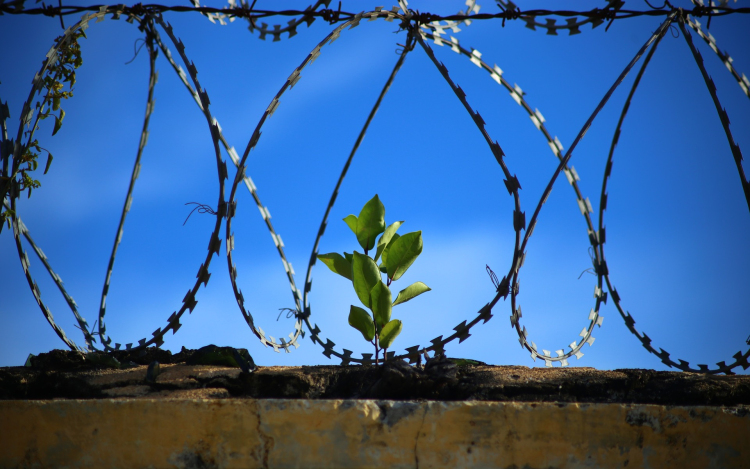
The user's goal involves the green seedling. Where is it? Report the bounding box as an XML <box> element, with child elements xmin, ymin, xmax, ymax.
<box><xmin>318</xmin><ymin>195</ymin><xmax>430</xmax><ymax>364</ymax></box>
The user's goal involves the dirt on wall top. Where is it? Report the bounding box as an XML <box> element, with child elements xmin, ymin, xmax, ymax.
<box><xmin>1</xmin><ymin>346</ymin><xmax>749</xmax><ymax>405</ymax></box>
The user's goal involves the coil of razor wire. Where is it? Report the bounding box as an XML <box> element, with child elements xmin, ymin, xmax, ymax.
<box><xmin>221</xmin><ymin>12</ymin><xmax>405</xmax><ymax>356</ymax></box>
<box><xmin>497</xmin><ymin>0</ymin><xmax>750</xmax><ymax>371</ymax></box>
<box><xmin>4</xmin><ymin>10</ymin><xmax>115</xmax><ymax>353</ymax></box>
<box><xmin>3</xmin><ymin>8</ymin><xmax>233</xmax><ymax>354</ymax></box>
<box><xmin>486</xmin><ymin>1</ymin><xmax>749</xmax><ymax>369</ymax></box>
<box><xmin>415</xmin><ymin>0</ymin><xmax>624</xmax><ymax>367</ymax></box>
<box><xmin>592</xmin><ymin>11</ymin><xmax>750</xmax><ymax>375</ymax></box>
<box><xmin>290</xmin><ymin>8</ymin><xmax>522</xmax><ymax>366</ymax></box>
<box><xmin>220</xmin><ymin>9</ymin><xmax>450</xmax><ymax>365</ymax></box>
<box><xmin>1</xmin><ymin>6</ymin><xmax>306</xmax><ymax>354</ymax></box>
<box><xmin>97</xmin><ymin>12</ymin><xmax>231</xmax><ymax>353</ymax></box>
<box><xmin>299</xmin><ymin>22</ymin><xmax>418</xmax><ymax>364</ymax></box>
<box><xmin>140</xmin><ymin>18</ymin><xmax>306</xmax><ymax>354</ymax></box>
<box><xmin>96</xmin><ymin>14</ymin><xmax>160</xmax><ymax>352</ymax></box>
<box><xmin>417</xmin><ymin>25</ymin><xmax>605</xmax><ymax>368</ymax></box>
<box><xmin>508</xmin><ymin>12</ymin><xmax>678</xmax><ymax>367</ymax></box>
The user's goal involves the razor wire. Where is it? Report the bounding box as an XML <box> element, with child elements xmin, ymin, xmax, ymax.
<box><xmin>94</xmin><ymin>11</ymin><xmax>232</xmax><ymax>353</ymax></box>
<box><xmin>2</xmin><ymin>12</ymin><xmax>108</xmax><ymax>353</ymax></box>
<box><xmin>96</xmin><ymin>14</ymin><xmax>159</xmax><ymax>352</ymax></box>
<box><xmin>507</xmin><ymin>11</ymin><xmax>678</xmax><ymax>369</ymax></box>
<box><xmin>2</xmin><ymin>8</ymin><xmax>230</xmax><ymax>353</ymax></box>
<box><xmin>1</xmin><ymin>2</ymin><xmax>748</xmax><ymax>373</ymax></box>
<box><xmin>487</xmin><ymin>2</ymin><xmax>750</xmax><ymax>373</ymax></box>
<box><xmin>298</xmin><ymin>24</ymin><xmax>418</xmax><ymax>364</ymax></box>
<box><xmin>141</xmin><ymin>16</ymin><xmax>307</xmax><ymax>353</ymax></box>
<box><xmin>3</xmin><ymin>0</ymin><xmax>749</xmax><ymax>22</ymax></box>
<box><xmin>587</xmin><ymin>12</ymin><xmax>750</xmax><ymax>375</ymax></box>
<box><xmin>187</xmin><ymin>0</ymin><xmax>331</xmax><ymax>39</ymax></box>
<box><xmin>295</xmin><ymin>9</ymin><xmax>517</xmax><ymax>366</ymax></box>
<box><xmin>496</xmin><ymin>0</ymin><xmax>626</xmax><ymax>35</ymax></box>
<box><xmin>418</xmin><ymin>24</ymin><xmax>605</xmax><ymax>368</ymax></box>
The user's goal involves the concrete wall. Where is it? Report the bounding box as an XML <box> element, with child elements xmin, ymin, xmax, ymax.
<box><xmin>2</xmin><ymin>399</ymin><xmax>748</xmax><ymax>468</ymax></box>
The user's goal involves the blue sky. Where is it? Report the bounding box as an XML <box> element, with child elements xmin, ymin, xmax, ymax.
<box><xmin>1</xmin><ymin>0</ymin><xmax>748</xmax><ymax>373</ymax></box>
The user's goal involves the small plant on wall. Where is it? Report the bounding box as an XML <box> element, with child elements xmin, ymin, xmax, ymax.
<box><xmin>317</xmin><ymin>195</ymin><xmax>430</xmax><ymax>364</ymax></box>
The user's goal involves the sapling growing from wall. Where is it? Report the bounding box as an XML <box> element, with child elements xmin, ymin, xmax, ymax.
<box><xmin>317</xmin><ymin>195</ymin><xmax>430</xmax><ymax>364</ymax></box>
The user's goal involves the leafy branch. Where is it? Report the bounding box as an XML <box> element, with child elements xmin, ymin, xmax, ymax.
<box><xmin>318</xmin><ymin>195</ymin><xmax>430</xmax><ymax>364</ymax></box>
<box><xmin>0</xmin><ymin>29</ymin><xmax>84</xmax><ymax>230</ymax></box>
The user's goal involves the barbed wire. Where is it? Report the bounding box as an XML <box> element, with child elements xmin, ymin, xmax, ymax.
<box><xmin>2</xmin><ymin>1</ymin><xmax>749</xmax><ymax>23</ymax></box>
<box><xmin>1</xmin><ymin>1</ymin><xmax>747</xmax><ymax>373</ymax></box>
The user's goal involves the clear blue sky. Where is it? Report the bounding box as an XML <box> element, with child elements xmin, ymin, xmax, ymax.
<box><xmin>1</xmin><ymin>0</ymin><xmax>748</xmax><ymax>373</ymax></box>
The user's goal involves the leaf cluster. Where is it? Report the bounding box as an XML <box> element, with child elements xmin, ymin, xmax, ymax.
<box><xmin>1</xmin><ymin>30</ymin><xmax>84</xmax><ymax>228</ymax></box>
<box><xmin>317</xmin><ymin>195</ymin><xmax>430</xmax><ymax>358</ymax></box>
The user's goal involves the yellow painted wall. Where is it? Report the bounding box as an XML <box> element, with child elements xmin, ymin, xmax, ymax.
<box><xmin>1</xmin><ymin>399</ymin><xmax>748</xmax><ymax>468</ymax></box>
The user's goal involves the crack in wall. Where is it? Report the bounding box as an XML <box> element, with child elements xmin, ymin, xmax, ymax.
<box><xmin>414</xmin><ymin>403</ymin><xmax>429</xmax><ymax>469</ymax></box>
<box><xmin>253</xmin><ymin>400</ymin><xmax>274</xmax><ymax>469</ymax></box>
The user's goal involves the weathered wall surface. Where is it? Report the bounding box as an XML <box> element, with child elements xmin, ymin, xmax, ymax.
<box><xmin>2</xmin><ymin>399</ymin><xmax>748</xmax><ymax>469</ymax></box>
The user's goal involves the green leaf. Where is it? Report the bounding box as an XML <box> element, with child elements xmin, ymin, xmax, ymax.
<box><xmin>370</xmin><ymin>281</ymin><xmax>392</xmax><ymax>328</ymax></box>
<box><xmin>393</xmin><ymin>281</ymin><xmax>431</xmax><ymax>306</ymax></box>
<box><xmin>355</xmin><ymin>195</ymin><xmax>385</xmax><ymax>251</ymax></box>
<box><xmin>344</xmin><ymin>252</ymin><xmax>353</xmax><ymax>264</ymax></box>
<box><xmin>374</xmin><ymin>221</ymin><xmax>403</xmax><ymax>262</ymax></box>
<box><xmin>385</xmin><ymin>231</ymin><xmax>423</xmax><ymax>281</ymax></box>
<box><xmin>317</xmin><ymin>252</ymin><xmax>352</xmax><ymax>280</ymax></box>
<box><xmin>351</xmin><ymin>251</ymin><xmax>381</xmax><ymax>308</ymax></box>
<box><xmin>380</xmin><ymin>233</ymin><xmax>400</xmax><ymax>266</ymax></box>
<box><xmin>349</xmin><ymin>305</ymin><xmax>375</xmax><ymax>341</ymax></box>
<box><xmin>379</xmin><ymin>319</ymin><xmax>402</xmax><ymax>349</ymax></box>
<box><xmin>52</xmin><ymin>96</ymin><xmax>61</xmax><ymax>111</ymax></box>
<box><xmin>43</xmin><ymin>152</ymin><xmax>53</xmax><ymax>175</ymax></box>
<box><xmin>343</xmin><ymin>214</ymin><xmax>358</xmax><ymax>236</ymax></box>
<box><xmin>51</xmin><ymin>109</ymin><xmax>64</xmax><ymax>136</ymax></box>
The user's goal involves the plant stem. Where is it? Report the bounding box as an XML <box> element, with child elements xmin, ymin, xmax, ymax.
<box><xmin>374</xmin><ymin>334</ymin><xmax>380</xmax><ymax>365</ymax></box>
